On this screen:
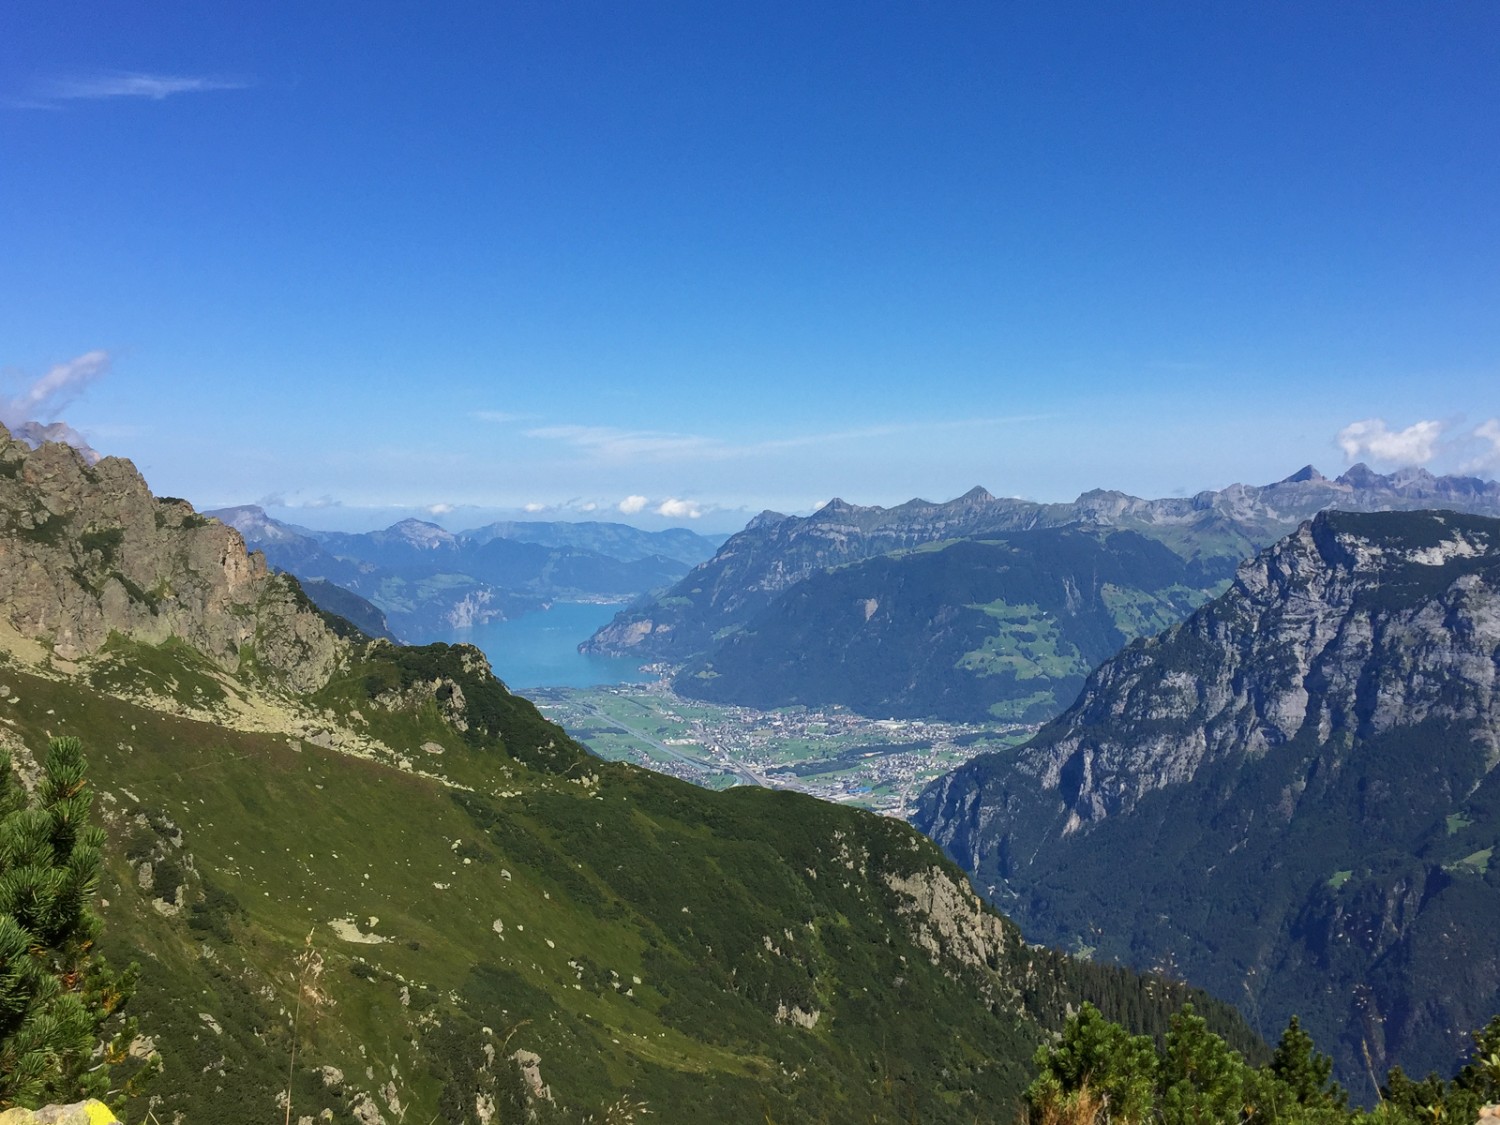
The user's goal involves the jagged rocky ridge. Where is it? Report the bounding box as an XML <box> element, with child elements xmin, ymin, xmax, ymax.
<box><xmin>914</xmin><ymin>509</ymin><xmax>1500</xmax><ymax>1094</ymax></box>
<box><xmin>584</xmin><ymin>465</ymin><xmax>1500</xmax><ymax>666</ymax></box>
<box><xmin>0</xmin><ymin>428</ymin><xmax>1259</xmax><ymax>1123</ymax></box>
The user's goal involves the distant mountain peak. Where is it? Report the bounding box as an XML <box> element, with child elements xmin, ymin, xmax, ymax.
<box><xmin>955</xmin><ymin>485</ymin><xmax>996</xmax><ymax>504</ymax></box>
<box><xmin>383</xmin><ymin>518</ymin><xmax>456</xmax><ymax>547</ymax></box>
<box><xmin>206</xmin><ymin>505</ymin><xmax>318</xmax><ymax>545</ymax></box>
<box><xmin>1389</xmin><ymin>465</ymin><xmax>1439</xmax><ymax>487</ymax></box>
<box><xmin>1279</xmin><ymin>464</ymin><xmax>1327</xmax><ymax>484</ymax></box>
<box><xmin>1336</xmin><ymin>462</ymin><xmax>1384</xmax><ymax>488</ymax></box>
<box><xmin>814</xmin><ymin>498</ymin><xmax>857</xmax><ymax>516</ymax></box>
<box><xmin>746</xmin><ymin>509</ymin><xmax>790</xmax><ymax>530</ymax></box>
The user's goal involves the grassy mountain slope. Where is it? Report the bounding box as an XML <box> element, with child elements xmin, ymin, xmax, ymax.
<box><xmin>0</xmin><ymin>645</ymin><xmax>1261</xmax><ymax>1124</ymax></box>
<box><xmin>0</xmin><ymin>428</ymin><xmax>1259</xmax><ymax>1122</ymax></box>
<box><xmin>674</xmin><ymin>528</ymin><xmax>1214</xmax><ymax>723</ymax></box>
<box><xmin>915</xmin><ymin>510</ymin><xmax>1500</xmax><ymax>1095</ymax></box>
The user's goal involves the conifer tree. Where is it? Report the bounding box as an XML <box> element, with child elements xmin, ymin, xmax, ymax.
<box><xmin>1270</xmin><ymin>1015</ymin><xmax>1348</xmax><ymax>1110</ymax></box>
<box><xmin>0</xmin><ymin>736</ymin><xmax>132</xmax><ymax>1108</ymax></box>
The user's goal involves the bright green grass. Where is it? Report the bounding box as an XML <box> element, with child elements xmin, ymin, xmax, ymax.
<box><xmin>957</xmin><ymin>601</ymin><xmax>1085</xmax><ymax>682</ymax></box>
<box><xmin>1446</xmin><ymin>848</ymin><xmax>1493</xmax><ymax>875</ymax></box>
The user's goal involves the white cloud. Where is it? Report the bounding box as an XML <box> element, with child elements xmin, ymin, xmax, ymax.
<box><xmin>42</xmin><ymin>72</ymin><xmax>249</xmax><ymax>102</ymax></box>
<box><xmin>426</xmin><ymin>502</ymin><xmax>454</xmax><ymax>516</ymax></box>
<box><xmin>618</xmin><ymin>495</ymin><xmax>649</xmax><ymax>515</ymax></box>
<box><xmin>1</xmin><ymin>349</ymin><xmax>111</xmax><ymax>428</ymax></box>
<box><xmin>1462</xmin><ymin>418</ymin><xmax>1500</xmax><ymax>474</ymax></box>
<box><xmin>655</xmin><ymin>498</ymin><xmax>702</xmax><ymax>519</ymax></box>
<box><xmin>1336</xmin><ymin>418</ymin><xmax>1444</xmax><ymax>466</ymax></box>
<box><xmin>523</xmin><ymin>502</ymin><xmax>547</xmax><ymax>513</ymax></box>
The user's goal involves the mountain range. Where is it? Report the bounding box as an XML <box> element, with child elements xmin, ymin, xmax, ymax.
<box><xmin>915</xmin><ymin>508</ymin><xmax>1500</xmax><ymax>1094</ymax></box>
<box><xmin>587</xmin><ymin>466</ymin><xmax>1500</xmax><ymax>724</ymax></box>
<box><xmin>0</xmin><ymin>424</ymin><xmax>1258</xmax><ymax>1121</ymax></box>
<box><xmin>209</xmin><ymin>505</ymin><xmax>723</xmax><ymax>642</ymax></box>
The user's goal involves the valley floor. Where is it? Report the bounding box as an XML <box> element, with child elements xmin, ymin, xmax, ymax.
<box><xmin>531</xmin><ymin>682</ymin><xmax>1036</xmax><ymax>817</ymax></box>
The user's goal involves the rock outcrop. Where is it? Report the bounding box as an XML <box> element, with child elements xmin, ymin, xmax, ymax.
<box><xmin>0</xmin><ymin>1102</ymin><xmax>118</xmax><ymax>1125</ymax></box>
<box><xmin>0</xmin><ymin>423</ymin><xmax>348</xmax><ymax>693</ymax></box>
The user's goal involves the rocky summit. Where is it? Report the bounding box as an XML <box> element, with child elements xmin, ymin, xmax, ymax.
<box><xmin>0</xmin><ymin>424</ymin><xmax>349</xmax><ymax>695</ymax></box>
<box><xmin>915</xmin><ymin>509</ymin><xmax>1500</xmax><ymax>1093</ymax></box>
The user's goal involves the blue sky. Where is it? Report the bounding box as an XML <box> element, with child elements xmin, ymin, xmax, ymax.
<box><xmin>2</xmin><ymin>2</ymin><xmax>1497</xmax><ymax>532</ymax></box>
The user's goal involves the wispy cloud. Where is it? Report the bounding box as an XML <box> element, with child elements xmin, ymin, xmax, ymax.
<box><xmin>1</xmin><ymin>349</ymin><xmax>111</xmax><ymax>427</ymax></box>
<box><xmin>266</xmin><ymin>494</ymin><xmax>342</xmax><ymax>510</ymax></box>
<box><xmin>38</xmin><ymin>71</ymin><xmax>250</xmax><ymax>103</ymax></box>
<box><xmin>527</xmin><ymin>414</ymin><xmax>1050</xmax><ymax>466</ymax></box>
<box><xmin>526</xmin><ymin>424</ymin><xmax>718</xmax><ymax>461</ymax></box>
<box><xmin>1462</xmin><ymin>419</ymin><xmax>1500</xmax><ymax>475</ymax></box>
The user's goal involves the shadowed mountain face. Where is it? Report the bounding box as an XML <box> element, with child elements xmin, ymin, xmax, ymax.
<box><xmin>208</xmin><ymin>506</ymin><xmax>721</xmax><ymax>642</ymax></box>
<box><xmin>673</xmin><ymin>528</ymin><xmax>1215</xmax><ymax>722</ymax></box>
<box><xmin>0</xmin><ymin>425</ymin><xmax>1258</xmax><ymax>1123</ymax></box>
<box><xmin>914</xmin><ymin>509</ymin><xmax>1500</xmax><ymax>1096</ymax></box>
<box><xmin>585</xmin><ymin>467</ymin><xmax>1500</xmax><ymax>723</ymax></box>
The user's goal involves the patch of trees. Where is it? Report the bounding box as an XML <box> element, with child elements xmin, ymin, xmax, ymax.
<box><xmin>1027</xmin><ymin>1002</ymin><xmax>1500</xmax><ymax>1124</ymax></box>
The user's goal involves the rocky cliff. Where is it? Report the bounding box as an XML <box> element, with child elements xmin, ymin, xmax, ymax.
<box><xmin>0</xmin><ymin>424</ymin><xmax>348</xmax><ymax>694</ymax></box>
<box><xmin>914</xmin><ymin>509</ymin><xmax>1500</xmax><ymax>1092</ymax></box>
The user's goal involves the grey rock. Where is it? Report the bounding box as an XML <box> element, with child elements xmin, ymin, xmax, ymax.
<box><xmin>0</xmin><ymin>423</ymin><xmax>348</xmax><ymax>693</ymax></box>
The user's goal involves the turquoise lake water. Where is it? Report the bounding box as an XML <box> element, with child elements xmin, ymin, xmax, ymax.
<box><xmin>447</xmin><ymin>602</ymin><xmax>649</xmax><ymax>690</ymax></box>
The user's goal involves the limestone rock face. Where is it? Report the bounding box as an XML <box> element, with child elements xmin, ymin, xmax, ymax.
<box><xmin>913</xmin><ymin>509</ymin><xmax>1500</xmax><ymax>1091</ymax></box>
<box><xmin>950</xmin><ymin>510</ymin><xmax>1500</xmax><ymax>835</ymax></box>
<box><xmin>0</xmin><ymin>424</ymin><xmax>347</xmax><ymax>692</ymax></box>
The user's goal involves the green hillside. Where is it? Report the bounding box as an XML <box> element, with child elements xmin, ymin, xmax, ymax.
<box><xmin>675</xmin><ymin>529</ymin><xmax>1215</xmax><ymax>722</ymax></box>
<box><xmin>0</xmin><ymin>430</ymin><xmax>1258</xmax><ymax>1121</ymax></box>
<box><xmin>0</xmin><ymin>639</ymin><xmax>1256</xmax><ymax>1124</ymax></box>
